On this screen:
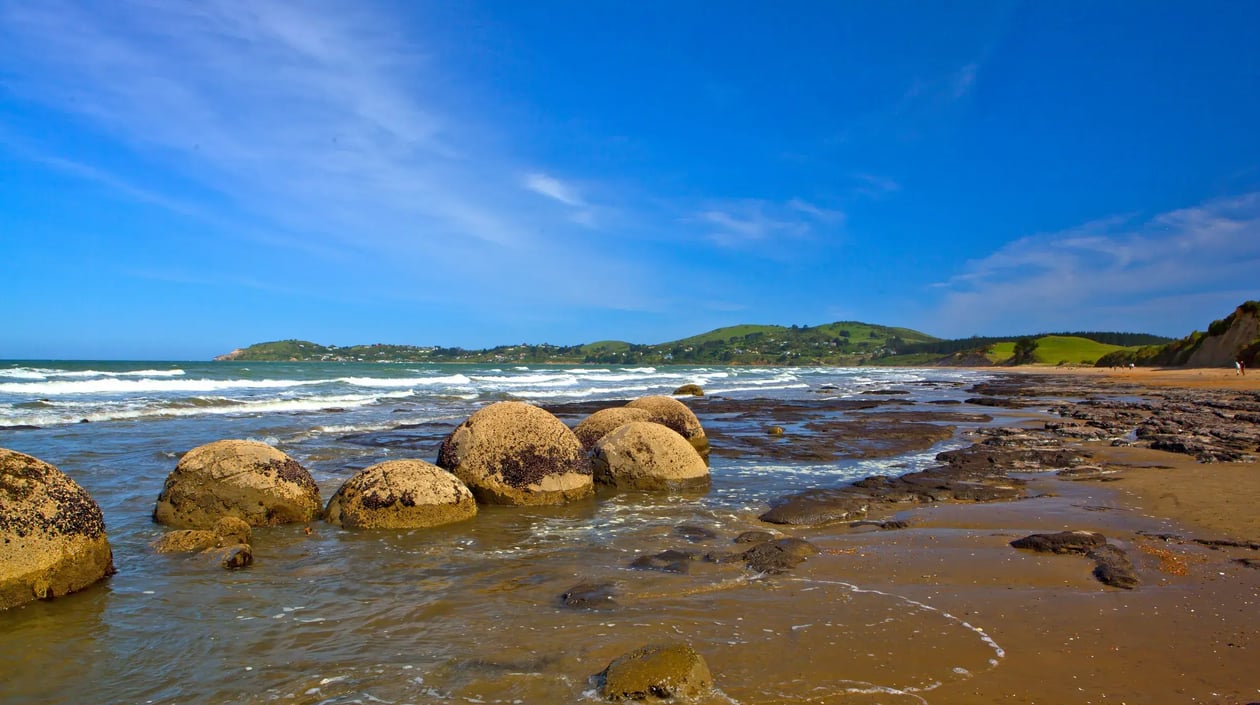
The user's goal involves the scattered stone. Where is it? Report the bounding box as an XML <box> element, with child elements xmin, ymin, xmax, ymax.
<box><xmin>324</xmin><ymin>459</ymin><xmax>477</xmax><ymax>529</ymax></box>
<box><xmin>739</xmin><ymin>537</ymin><xmax>818</xmax><ymax>573</ymax></box>
<box><xmin>598</xmin><ymin>643</ymin><xmax>713</xmax><ymax>702</ymax></box>
<box><xmin>436</xmin><ymin>401</ymin><xmax>593</xmax><ymax>506</ymax></box>
<box><xmin>151</xmin><ymin>529</ymin><xmax>221</xmax><ymax>554</ymax></box>
<box><xmin>1195</xmin><ymin>538</ymin><xmax>1260</xmax><ymax>551</ymax></box>
<box><xmin>675</xmin><ymin>525</ymin><xmax>717</xmax><ymax>542</ymax></box>
<box><xmin>1</xmin><ymin>448</ymin><xmax>115</xmax><ymax>611</ymax></box>
<box><xmin>560</xmin><ymin>581</ymin><xmax>617</xmax><ymax>609</ymax></box>
<box><xmin>152</xmin><ymin>516</ymin><xmax>254</xmax><ymax>554</ymax></box>
<box><xmin>592</xmin><ymin>422</ymin><xmax>710</xmax><ymax>491</ymax></box>
<box><xmin>766</xmin><ymin>426</ymin><xmax>785</xmax><ymax>436</ymax></box>
<box><xmin>672</xmin><ymin>384</ymin><xmax>704</xmax><ymax>397</ymax></box>
<box><xmin>630</xmin><ymin>550</ymin><xmax>696</xmax><ymax>573</ymax></box>
<box><xmin>1056</xmin><ymin>465</ymin><xmax>1121</xmax><ymax>482</ymax></box>
<box><xmin>153</xmin><ymin>439</ymin><xmax>321</xmax><ymax>529</ymax></box>
<box><xmin>850</xmin><ymin>519</ymin><xmax>910</xmax><ymax>530</ymax></box>
<box><xmin>1088</xmin><ymin>544</ymin><xmax>1139</xmax><ymax>589</ymax></box>
<box><xmin>1010</xmin><ymin>531</ymin><xmax>1106</xmax><ymax>555</ymax></box>
<box><xmin>214</xmin><ymin>516</ymin><xmax>252</xmax><ymax>545</ymax></box>
<box><xmin>733</xmin><ymin>530</ymin><xmax>775</xmax><ymax>544</ymax></box>
<box><xmin>209</xmin><ymin>544</ymin><xmax>253</xmax><ymax>570</ymax></box>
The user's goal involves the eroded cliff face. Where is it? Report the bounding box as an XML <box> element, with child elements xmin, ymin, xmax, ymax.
<box><xmin>1186</xmin><ymin>308</ymin><xmax>1259</xmax><ymax>367</ymax></box>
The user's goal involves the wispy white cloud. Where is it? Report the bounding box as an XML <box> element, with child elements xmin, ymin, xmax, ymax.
<box><xmin>928</xmin><ymin>192</ymin><xmax>1260</xmax><ymax>335</ymax></box>
<box><xmin>0</xmin><ymin>0</ymin><xmax>646</xmax><ymax>306</ymax></box>
<box><xmin>851</xmin><ymin>173</ymin><xmax>902</xmax><ymax>199</ymax></box>
<box><xmin>695</xmin><ymin>198</ymin><xmax>844</xmax><ymax>248</ymax></box>
<box><xmin>523</xmin><ymin>172</ymin><xmax>585</xmax><ymax>207</ymax></box>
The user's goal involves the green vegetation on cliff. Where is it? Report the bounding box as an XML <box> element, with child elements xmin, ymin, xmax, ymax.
<box><xmin>1095</xmin><ymin>301</ymin><xmax>1260</xmax><ymax>368</ymax></box>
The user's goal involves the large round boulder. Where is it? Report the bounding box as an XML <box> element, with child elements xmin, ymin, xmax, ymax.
<box><xmin>624</xmin><ymin>396</ymin><xmax>709</xmax><ymax>457</ymax></box>
<box><xmin>573</xmin><ymin>407</ymin><xmax>654</xmax><ymax>450</ymax></box>
<box><xmin>153</xmin><ymin>440</ymin><xmax>321</xmax><ymax>528</ymax></box>
<box><xmin>592</xmin><ymin>422</ymin><xmax>710</xmax><ymax>491</ymax></box>
<box><xmin>1</xmin><ymin>448</ymin><xmax>115</xmax><ymax>611</ymax></box>
<box><xmin>325</xmin><ymin>459</ymin><xmax>477</xmax><ymax>529</ymax></box>
<box><xmin>436</xmin><ymin>401</ymin><xmax>593</xmax><ymax>505</ymax></box>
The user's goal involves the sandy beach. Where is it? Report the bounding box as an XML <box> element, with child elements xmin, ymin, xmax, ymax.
<box><xmin>831</xmin><ymin>366</ymin><xmax>1260</xmax><ymax>704</ymax></box>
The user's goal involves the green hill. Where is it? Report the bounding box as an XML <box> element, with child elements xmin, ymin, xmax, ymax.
<box><xmin>217</xmin><ymin>321</ymin><xmax>940</xmax><ymax>365</ymax></box>
<box><xmin>216</xmin><ymin>318</ymin><xmax>1193</xmax><ymax>368</ymax></box>
<box><xmin>987</xmin><ymin>335</ymin><xmax>1133</xmax><ymax>366</ymax></box>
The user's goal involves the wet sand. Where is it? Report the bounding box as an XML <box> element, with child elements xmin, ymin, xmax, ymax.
<box><xmin>832</xmin><ymin>367</ymin><xmax>1260</xmax><ymax>704</ymax></box>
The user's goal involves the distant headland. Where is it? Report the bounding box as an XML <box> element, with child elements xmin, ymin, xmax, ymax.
<box><xmin>216</xmin><ymin>302</ymin><xmax>1258</xmax><ymax>369</ymax></box>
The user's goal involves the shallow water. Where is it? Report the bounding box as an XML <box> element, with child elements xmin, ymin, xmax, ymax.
<box><xmin>0</xmin><ymin>363</ymin><xmax>1016</xmax><ymax>704</ymax></box>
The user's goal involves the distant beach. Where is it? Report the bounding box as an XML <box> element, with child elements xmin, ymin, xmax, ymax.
<box><xmin>1</xmin><ymin>362</ymin><xmax>1257</xmax><ymax>703</ymax></box>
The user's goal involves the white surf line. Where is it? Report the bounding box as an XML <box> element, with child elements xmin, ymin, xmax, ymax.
<box><xmin>787</xmin><ymin>576</ymin><xmax>1006</xmax><ymax>693</ymax></box>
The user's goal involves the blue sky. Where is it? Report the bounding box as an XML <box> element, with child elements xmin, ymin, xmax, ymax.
<box><xmin>2</xmin><ymin>1</ymin><xmax>1258</xmax><ymax>359</ymax></box>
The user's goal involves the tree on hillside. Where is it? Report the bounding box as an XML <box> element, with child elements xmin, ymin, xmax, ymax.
<box><xmin>1012</xmin><ymin>337</ymin><xmax>1039</xmax><ymax>365</ymax></box>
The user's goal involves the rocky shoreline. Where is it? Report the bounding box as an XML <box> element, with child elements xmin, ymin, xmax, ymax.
<box><xmin>4</xmin><ymin>370</ymin><xmax>1259</xmax><ymax>703</ymax></box>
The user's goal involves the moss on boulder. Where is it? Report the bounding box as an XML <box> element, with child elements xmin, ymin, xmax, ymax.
<box><xmin>624</xmin><ymin>396</ymin><xmax>709</xmax><ymax>458</ymax></box>
<box><xmin>573</xmin><ymin>407</ymin><xmax>654</xmax><ymax>450</ymax></box>
<box><xmin>325</xmin><ymin>459</ymin><xmax>477</xmax><ymax>529</ymax></box>
<box><xmin>153</xmin><ymin>439</ymin><xmax>321</xmax><ymax>529</ymax></box>
<box><xmin>437</xmin><ymin>401</ymin><xmax>593</xmax><ymax>505</ymax></box>
<box><xmin>0</xmin><ymin>448</ymin><xmax>115</xmax><ymax>611</ymax></box>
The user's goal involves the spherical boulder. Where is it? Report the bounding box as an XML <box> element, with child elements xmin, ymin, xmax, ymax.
<box><xmin>598</xmin><ymin>642</ymin><xmax>714</xmax><ymax>702</ymax></box>
<box><xmin>573</xmin><ymin>407</ymin><xmax>654</xmax><ymax>450</ymax></box>
<box><xmin>592</xmin><ymin>422</ymin><xmax>710</xmax><ymax>491</ymax></box>
<box><xmin>1</xmin><ymin>448</ymin><xmax>115</xmax><ymax>611</ymax></box>
<box><xmin>324</xmin><ymin>459</ymin><xmax>477</xmax><ymax>529</ymax></box>
<box><xmin>624</xmin><ymin>396</ymin><xmax>709</xmax><ymax>458</ymax></box>
<box><xmin>153</xmin><ymin>440</ymin><xmax>321</xmax><ymax>529</ymax></box>
<box><xmin>672</xmin><ymin>383</ymin><xmax>704</xmax><ymax>397</ymax></box>
<box><xmin>437</xmin><ymin>401</ymin><xmax>593</xmax><ymax>505</ymax></box>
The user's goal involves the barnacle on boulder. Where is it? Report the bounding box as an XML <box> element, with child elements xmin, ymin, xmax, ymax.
<box><xmin>437</xmin><ymin>401</ymin><xmax>593</xmax><ymax>506</ymax></box>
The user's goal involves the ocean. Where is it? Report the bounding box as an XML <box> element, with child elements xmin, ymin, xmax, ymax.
<box><xmin>0</xmin><ymin>361</ymin><xmax>1008</xmax><ymax>704</ymax></box>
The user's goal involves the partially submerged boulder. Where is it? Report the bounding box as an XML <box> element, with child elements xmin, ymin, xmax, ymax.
<box><xmin>1</xmin><ymin>448</ymin><xmax>115</xmax><ymax>610</ymax></box>
<box><xmin>436</xmin><ymin>401</ymin><xmax>593</xmax><ymax>505</ymax></box>
<box><xmin>153</xmin><ymin>439</ymin><xmax>321</xmax><ymax>528</ymax></box>
<box><xmin>573</xmin><ymin>407</ymin><xmax>654</xmax><ymax>450</ymax></box>
<box><xmin>592</xmin><ymin>422</ymin><xmax>710</xmax><ymax>491</ymax></box>
<box><xmin>672</xmin><ymin>384</ymin><xmax>704</xmax><ymax>397</ymax></box>
<box><xmin>598</xmin><ymin>642</ymin><xmax>713</xmax><ymax>702</ymax></box>
<box><xmin>324</xmin><ymin>459</ymin><xmax>477</xmax><ymax>529</ymax></box>
<box><xmin>152</xmin><ymin>516</ymin><xmax>254</xmax><ymax>554</ymax></box>
<box><xmin>624</xmin><ymin>396</ymin><xmax>709</xmax><ymax>458</ymax></box>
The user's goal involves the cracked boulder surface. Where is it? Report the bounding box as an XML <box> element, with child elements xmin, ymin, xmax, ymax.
<box><xmin>437</xmin><ymin>401</ymin><xmax>593</xmax><ymax>506</ymax></box>
<box><xmin>324</xmin><ymin>459</ymin><xmax>476</xmax><ymax>529</ymax></box>
<box><xmin>152</xmin><ymin>439</ymin><xmax>322</xmax><ymax>528</ymax></box>
<box><xmin>1</xmin><ymin>447</ymin><xmax>115</xmax><ymax>611</ymax></box>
